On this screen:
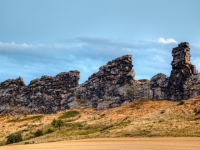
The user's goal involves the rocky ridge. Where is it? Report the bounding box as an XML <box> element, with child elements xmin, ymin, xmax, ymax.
<box><xmin>0</xmin><ymin>42</ymin><xmax>200</xmax><ymax>114</ymax></box>
<box><xmin>65</xmin><ymin>55</ymin><xmax>135</xmax><ymax>110</ymax></box>
<box><xmin>0</xmin><ymin>71</ymin><xmax>80</xmax><ymax>114</ymax></box>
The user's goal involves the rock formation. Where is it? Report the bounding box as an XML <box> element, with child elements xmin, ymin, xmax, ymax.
<box><xmin>0</xmin><ymin>55</ymin><xmax>135</xmax><ymax>114</ymax></box>
<box><xmin>0</xmin><ymin>71</ymin><xmax>80</xmax><ymax>114</ymax></box>
<box><xmin>63</xmin><ymin>55</ymin><xmax>135</xmax><ymax>110</ymax></box>
<box><xmin>150</xmin><ymin>73</ymin><xmax>169</xmax><ymax>100</ymax></box>
<box><xmin>149</xmin><ymin>42</ymin><xmax>199</xmax><ymax>101</ymax></box>
<box><xmin>0</xmin><ymin>42</ymin><xmax>200</xmax><ymax>114</ymax></box>
<box><xmin>166</xmin><ymin>42</ymin><xmax>198</xmax><ymax>100</ymax></box>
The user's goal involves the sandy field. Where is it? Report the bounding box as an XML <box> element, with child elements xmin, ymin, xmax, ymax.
<box><xmin>1</xmin><ymin>138</ymin><xmax>200</xmax><ymax>150</ymax></box>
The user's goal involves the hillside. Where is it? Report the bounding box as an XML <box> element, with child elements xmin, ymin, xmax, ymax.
<box><xmin>0</xmin><ymin>97</ymin><xmax>200</xmax><ymax>146</ymax></box>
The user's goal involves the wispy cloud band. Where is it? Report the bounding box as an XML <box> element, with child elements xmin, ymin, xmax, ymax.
<box><xmin>1</xmin><ymin>37</ymin><xmax>198</xmax><ymax>85</ymax></box>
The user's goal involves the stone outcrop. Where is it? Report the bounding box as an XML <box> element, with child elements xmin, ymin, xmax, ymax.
<box><xmin>0</xmin><ymin>77</ymin><xmax>25</xmax><ymax>113</ymax></box>
<box><xmin>166</xmin><ymin>42</ymin><xmax>198</xmax><ymax>100</ymax></box>
<box><xmin>150</xmin><ymin>73</ymin><xmax>169</xmax><ymax>100</ymax></box>
<box><xmin>1</xmin><ymin>42</ymin><xmax>200</xmax><ymax>114</ymax></box>
<box><xmin>0</xmin><ymin>71</ymin><xmax>80</xmax><ymax>114</ymax></box>
<box><xmin>132</xmin><ymin>79</ymin><xmax>152</xmax><ymax>100</ymax></box>
<box><xmin>63</xmin><ymin>55</ymin><xmax>135</xmax><ymax>110</ymax></box>
<box><xmin>0</xmin><ymin>55</ymin><xmax>135</xmax><ymax>114</ymax></box>
<box><xmin>148</xmin><ymin>42</ymin><xmax>200</xmax><ymax>101</ymax></box>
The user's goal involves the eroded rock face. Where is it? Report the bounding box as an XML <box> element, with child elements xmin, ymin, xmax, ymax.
<box><xmin>147</xmin><ymin>42</ymin><xmax>199</xmax><ymax>101</ymax></box>
<box><xmin>150</xmin><ymin>73</ymin><xmax>169</xmax><ymax>100</ymax></box>
<box><xmin>166</xmin><ymin>42</ymin><xmax>198</xmax><ymax>100</ymax></box>
<box><xmin>0</xmin><ymin>71</ymin><xmax>80</xmax><ymax>114</ymax></box>
<box><xmin>0</xmin><ymin>77</ymin><xmax>25</xmax><ymax>113</ymax></box>
<box><xmin>1</xmin><ymin>42</ymin><xmax>200</xmax><ymax>114</ymax></box>
<box><xmin>63</xmin><ymin>55</ymin><xmax>135</xmax><ymax>110</ymax></box>
<box><xmin>0</xmin><ymin>55</ymin><xmax>135</xmax><ymax>114</ymax></box>
<box><xmin>132</xmin><ymin>79</ymin><xmax>153</xmax><ymax>100</ymax></box>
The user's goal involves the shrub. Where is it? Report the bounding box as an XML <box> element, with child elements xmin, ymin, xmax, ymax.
<box><xmin>6</xmin><ymin>132</ymin><xmax>23</xmax><ymax>144</ymax></box>
<box><xmin>177</xmin><ymin>100</ymin><xmax>184</xmax><ymax>105</ymax></box>
<box><xmin>34</xmin><ymin>129</ymin><xmax>43</xmax><ymax>137</ymax></box>
<box><xmin>59</xmin><ymin>110</ymin><xmax>79</xmax><ymax>119</ymax></box>
<box><xmin>7</xmin><ymin>115</ymin><xmax>43</xmax><ymax>123</ymax></box>
<box><xmin>194</xmin><ymin>108</ymin><xmax>200</xmax><ymax>115</ymax></box>
<box><xmin>160</xmin><ymin>110</ymin><xmax>165</xmax><ymax>114</ymax></box>
<box><xmin>100</xmin><ymin>125</ymin><xmax>113</xmax><ymax>132</ymax></box>
<box><xmin>45</xmin><ymin>128</ymin><xmax>55</xmax><ymax>134</ymax></box>
<box><xmin>51</xmin><ymin>119</ymin><xmax>64</xmax><ymax>130</ymax></box>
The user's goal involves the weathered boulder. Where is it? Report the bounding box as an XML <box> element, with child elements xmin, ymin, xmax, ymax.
<box><xmin>131</xmin><ymin>79</ymin><xmax>153</xmax><ymax>100</ymax></box>
<box><xmin>150</xmin><ymin>73</ymin><xmax>169</xmax><ymax>100</ymax></box>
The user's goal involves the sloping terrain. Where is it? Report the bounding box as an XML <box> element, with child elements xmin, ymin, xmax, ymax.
<box><xmin>0</xmin><ymin>97</ymin><xmax>200</xmax><ymax>145</ymax></box>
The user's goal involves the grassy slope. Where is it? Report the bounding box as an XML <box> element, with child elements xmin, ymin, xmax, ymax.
<box><xmin>0</xmin><ymin>97</ymin><xmax>200</xmax><ymax>145</ymax></box>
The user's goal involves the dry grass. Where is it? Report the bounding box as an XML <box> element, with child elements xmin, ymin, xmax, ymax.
<box><xmin>0</xmin><ymin>97</ymin><xmax>200</xmax><ymax>146</ymax></box>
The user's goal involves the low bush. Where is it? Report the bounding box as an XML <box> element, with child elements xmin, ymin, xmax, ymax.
<box><xmin>6</xmin><ymin>132</ymin><xmax>23</xmax><ymax>144</ymax></box>
<box><xmin>59</xmin><ymin>110</ymin><xmax>79</xmax><ymax>119</ymax></box>
<box><xmin>160</xmin><ymin>110</ymin><xmax>165</xmax><ymax>114</ymax></box>
<box><xmin>177</xmin><ymin>100</ymin><xmax>184</xmax><ymax>106</ymax></box>
<box><xmin>100</xmin><ymin>125</ymin><xmax>113</xmax><ymax>132</ymax></box>
<box><xmin>34</xmin><ymin>129</ymin><xmax>43</xmax><ymax>137</ymax></box>
<box><xmin>51</xmin><ymin>119</ymin><xmax>64</xmax><ymax>130</ymax></box>
<box><xmin>194</xmin><ymin>108</ymin><xmax>200</xmax><ymax>115</ymax></box>
<box><xmin>45</xmin><ymin>128</ymin><xmax>55</xmax><ymax>134</ymax></box>
<box><xmin>8</xmin><ymin>115</ymin><xmax>43</xmax><ymax>123</ymax></box>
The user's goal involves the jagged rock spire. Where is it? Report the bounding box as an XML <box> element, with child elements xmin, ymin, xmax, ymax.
<box><xmin>166</xmin><ymin>42</ymin><xmax>198</xmax><ymax>100</ymax></box>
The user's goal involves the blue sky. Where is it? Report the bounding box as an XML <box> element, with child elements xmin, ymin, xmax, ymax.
<box><xmin>0</xmin><ymin>0</ymin><xmax>200</xmax><ymax>84</ymax></box>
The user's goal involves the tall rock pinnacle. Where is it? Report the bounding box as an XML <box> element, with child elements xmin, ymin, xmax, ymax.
<box><xmin>166</xmin><ymin>42</ymin><xmax>198</xmax><ymax>100</ymax></box>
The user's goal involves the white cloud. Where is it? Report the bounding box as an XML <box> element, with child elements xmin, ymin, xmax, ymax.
<box><xmin>154</xmin><ymin>55</ymin><xmax>165</xmax><ymax>63</ymax></box>
<box><xmin>157</xmin><ymin>37</ymin><xmax>177</xmax><ymax>44</ymax></box>
<box><xmin>0</xmin><ymin>41</ymin><xmax>33</xmax><ymax>49</ymax></box>
<box><xmin>0</xmin><ymin>37</ymin><xmax>194</xmax><ymax>85</ymax></box>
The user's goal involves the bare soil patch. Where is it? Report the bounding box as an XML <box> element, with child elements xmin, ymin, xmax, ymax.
<box><xmin>1</xmin><ymin>138</ymin><xmax>200</xmax><ymax>150</ymax></box>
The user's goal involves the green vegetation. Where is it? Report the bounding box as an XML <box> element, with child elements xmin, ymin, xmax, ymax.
<box><xmin>100</xmin><ymin>125</ymin><xmax>113</xmax><ymax>132</ymax></box>
<box><xmin>177</xmin><ymin>100</ymin><xmax>184</xmax><ymax>106</ymax></box>
<box><xmin>79</xmin><ymin>129</ymin><xmax>99</xmax><ymax>135</ymax></box>
<box><xmin>65</xmin><ymin>122</ymin><xmax>83</xmax><ymax>130</ymax></box>
<box><xmin>0</xmin><ymin>140</ymin><xmax>6</xmax><ymax>146</ymax></box>
<box><xmin>6</xmin><ymin>132</ymin><xmax>23</xmax><ymax>144</ymax></box>
<box><xmin>59</xmin><ymin>110</ymin><xmax>79</xmax><ymax>119</ymax></box>
<box><xmin>34</xmin><ymin>129</ymin><xmax>43</xmax><ymax>137</ymax></box>
<box><xmin>52</xmin><ymin>119</ymin><xmax>64</xmax><ymax>130</ymax></box>
<box><xmin>7</xmin><ymin>115</ymin><xmax>43</xmax><ymax>123</ymax></box>
<box><xmin>194</xmin><ymin>108</ymin><xmax>200</xmax><ymax>115</ymax></box>
<box><xmin>160</xmin><ymin>110</ymin><xmax>165</xmax><ymax>114</ymax></box>
<box><xmin>45</xmin><ymin>128</ymin><xmax>55</xmax><ymax>134</ymax></box>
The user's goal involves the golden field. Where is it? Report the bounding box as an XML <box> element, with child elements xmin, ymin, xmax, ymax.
<box><xmin>1</xmin><ymin>137</ymin><xmax>200</xmax><ymax>150</ymax></box>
